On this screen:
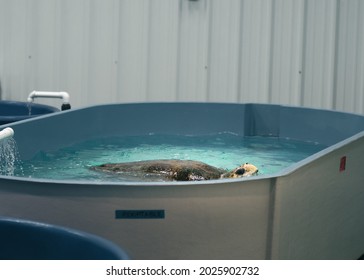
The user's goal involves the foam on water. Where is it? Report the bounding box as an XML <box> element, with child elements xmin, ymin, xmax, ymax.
<box><xmin>16</xmin><ymin>134</ymin><xmax>327</xmax><ymax>182</ymax></box>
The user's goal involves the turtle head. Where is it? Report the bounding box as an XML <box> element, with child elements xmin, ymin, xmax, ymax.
<box><xmin>222</xmin><ymin>163</ymin><xmax>258</xmax><ymax>178</ymax></box>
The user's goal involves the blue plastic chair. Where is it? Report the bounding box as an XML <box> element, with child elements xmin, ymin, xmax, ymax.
<box><xmin>0</xmin><ymin>217</ymin><xmax>129</xmax><ymax>260</ymax></box>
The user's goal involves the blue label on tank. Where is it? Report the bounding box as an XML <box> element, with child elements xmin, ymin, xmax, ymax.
<box><xmin>115</xmin><ymin>210</ymin><xmax>165</xmax><ymax>219</ymax></box>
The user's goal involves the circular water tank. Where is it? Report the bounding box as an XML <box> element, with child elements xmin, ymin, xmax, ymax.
<box><xmin>0</xmin><ymin>218</ymin><xmax>129</xmax><ymax>260</ymax></box>
<box><xmin>0</xmin><ymin>100</ymin><xmax>59</xmax><ymax>125</ymax></box>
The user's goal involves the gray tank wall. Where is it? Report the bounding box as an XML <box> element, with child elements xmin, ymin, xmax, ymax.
<box><xmin>0</xmin><ymin>173</ymin><xmax>275</xmax><ymax>260</ymax></box>
<box><xmin>7</xmin><ymin>103</ymin><xmax>248</xmax><ymax>159</ymax></box>
<box><xmin>3</xmin><ymin>103</ymin><xmax>364</xmax><ymax>160</ymax></box>
<box><xmin>245</xmin><ymin>104</ymin><xmax>364</xmax><ymax>145</ymax></box>
<box><xmin>271</xmin><ymin>133</ymin><xmax>364</xmax><ymax>259</ymax></box>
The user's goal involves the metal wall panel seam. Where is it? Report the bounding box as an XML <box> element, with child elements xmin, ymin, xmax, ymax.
<box><xmin>267</xmin><ymin>0</ymin><xmax>277</xmax><ymax>104</ymax></box>
<box><xmin>332</xmin><ymin>0</ymin><xmax>341</xmax><ymax>111</ymax></box>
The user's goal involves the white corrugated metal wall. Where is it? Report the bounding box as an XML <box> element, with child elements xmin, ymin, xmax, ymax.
<box><xmin>0</xmin><ymin>0</ymin><xmax>363</xmax><ymax>114</ymax></box>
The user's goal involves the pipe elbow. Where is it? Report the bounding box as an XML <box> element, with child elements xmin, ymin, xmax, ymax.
<box><xmin>0</xmin><ymin>127</ymin><xmax>14</xmax><ymax>142</ymax></box>
<box><xmin>59</xmin><ymin>91</ymin><xmax>70</xmax><ymax>104</ymax></box>
<box><xmin>27</xmin><ymin>91</ymin><xmax>36</xmax><ymax>103</ymax></box>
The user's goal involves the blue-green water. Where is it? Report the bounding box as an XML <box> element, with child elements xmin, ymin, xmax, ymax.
<box><xmin>16</xmin><ymin>133</ymin><xmax>326</xmax><ymax>182</ymax></box>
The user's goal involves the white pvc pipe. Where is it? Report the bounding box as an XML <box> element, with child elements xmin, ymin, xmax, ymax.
<box><xmin>27</xmin><ymin>91</ymin><xmax>70</xmax><ymax>104</ymax></box>
<box><xmin>0</xmin><ymin>127</ymin><xmax>14</xmax><ymax>142</ymax></box>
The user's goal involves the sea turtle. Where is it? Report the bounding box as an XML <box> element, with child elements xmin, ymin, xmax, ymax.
<box><xmin>90</xmin><ymin>159</ymin><xmax>258</xmax><ymax>181</ymax></box>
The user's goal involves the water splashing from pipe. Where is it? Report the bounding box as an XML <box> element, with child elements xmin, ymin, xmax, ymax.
<box><xmin>27</xmin><ymin>102</ymin><xmax>33</xmax><ymax>116</ymax></box>
<box><xmin>0</xmin><ymin>128</ymin><xmax>22</xmax><ymax>176</ymax></box>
